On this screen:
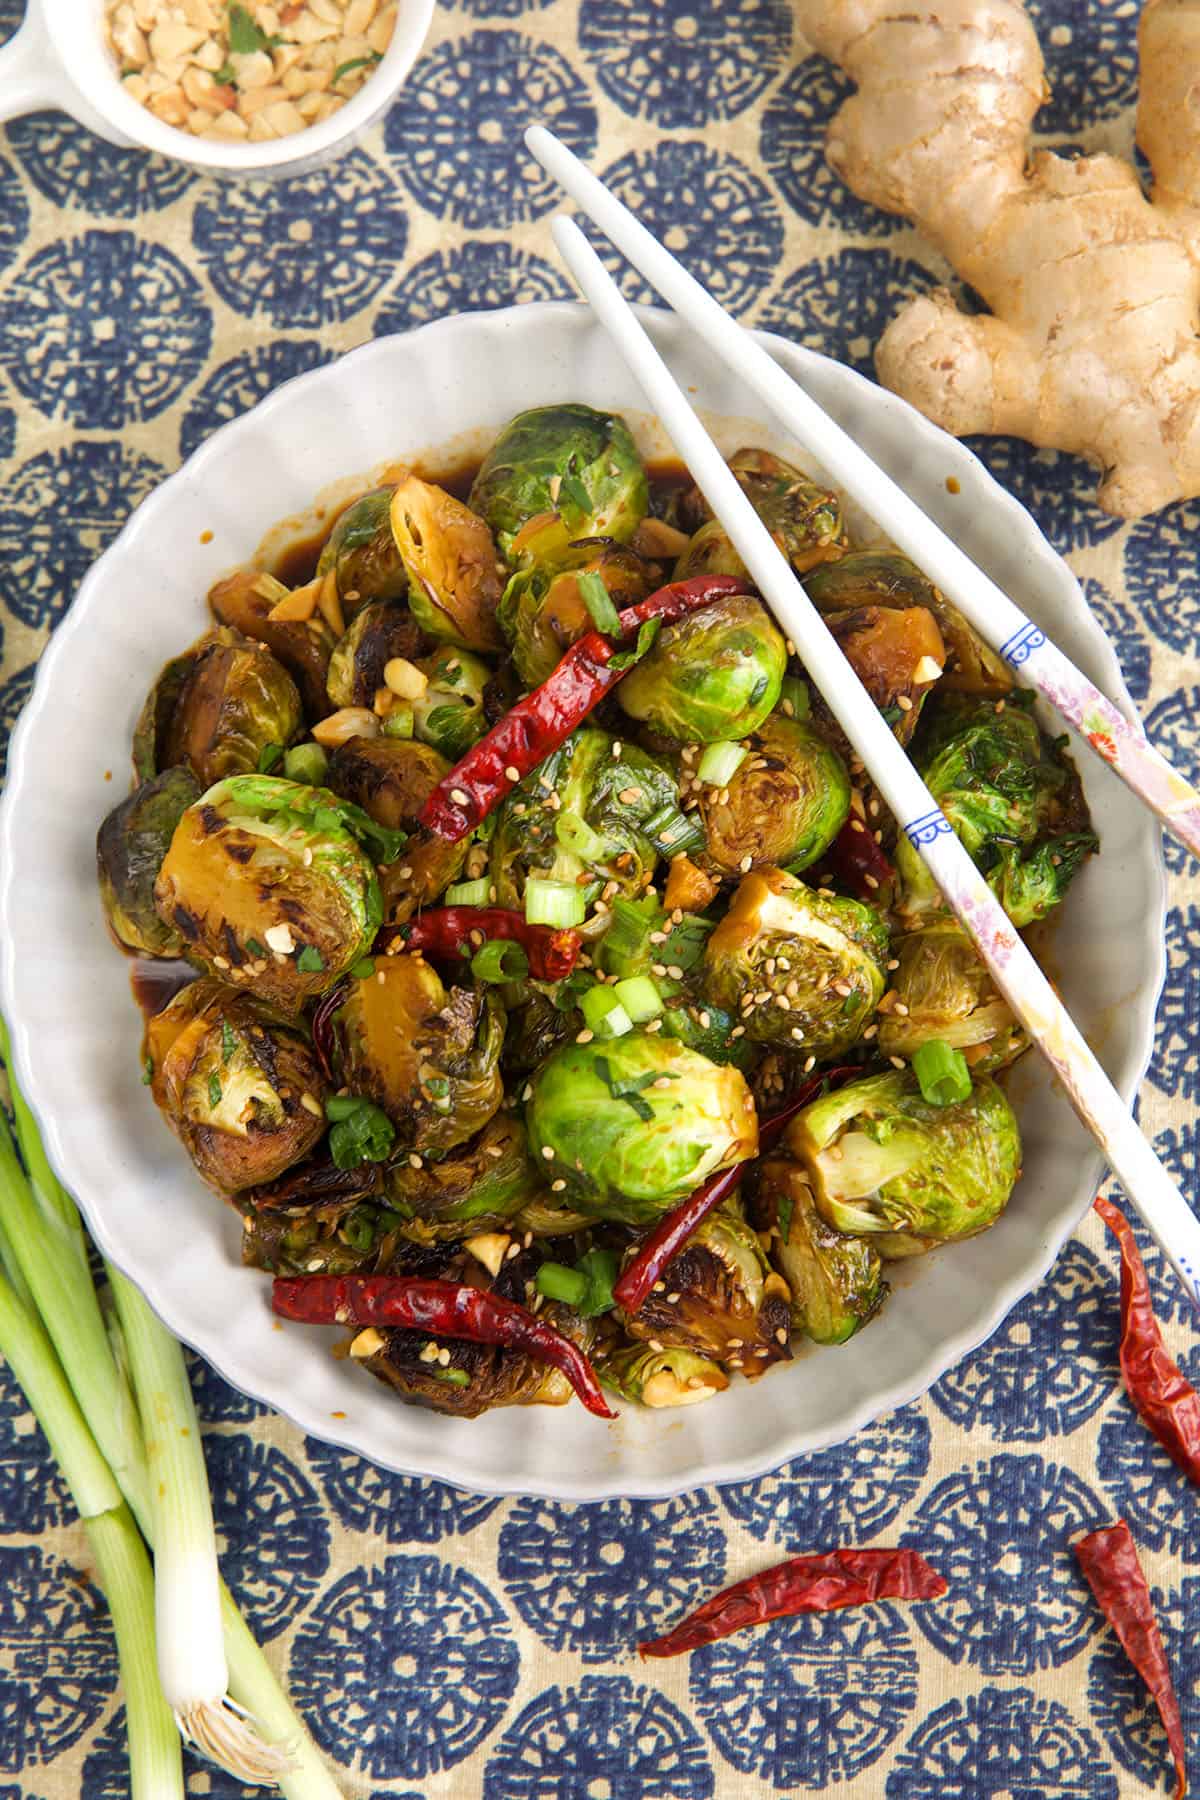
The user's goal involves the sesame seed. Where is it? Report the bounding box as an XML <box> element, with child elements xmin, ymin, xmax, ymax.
<box><xmin>728</xmin><ymin>1356</ymin><xmax>744</xmax><ymax>1368</ymax></box>
<box><xmin>450</xmin><ymin>788</ymin><xmax>469</xmax><ymax>805</ymax></box>
<box><xmin>504</xmin><ymin>765</ymin><xmax>520</xmax><ymax>782</ymax></box>
<box><xmin>299</xmin><ymin>1091</ymin><xmax>322</xmax><ymax>1117</ymax></box>
<box><xmin>522</xmin><ymin>1085</ymin><xmax>533</xmax><ymax>1101</ymax></box>
<box><xmin>653</xmin><ymin>1282</ymin><xmax>666</xmax><ymax>1293</ymax></box>
<box><xmin>576</xmin><ymin>1028</ymin><xmax>595</xmax><ymax>1044</ymax></box>
<box><xmin>864</xmin><ymin>874</ymin><xmax>879</xmax><ymax>890</ymax></box>
<box><xmin>850</xmin><ymin>818</ymin><xmax>866</xmax><ymax>834</ymax></box>
<box><xmin>698</xmin><ymin>1010</ymin><xmax>711</xmax><ymax>1028</ymax></box>
<box><xmin>790</xmin><ymin>1027</ymin><xmax>804</xmax><ymax>1041</ymax></box>
<box><xmin>649</xmin><ymin>930</ymin><xmax>668</xmax><ymax>944</ymax></box>
<box><xmin>887</xmin><ymin>958</ymin><xmax>900</xmax><ymax>971</ymax></box>
<box><xmin>893</xmin><ymin>1001</ymin><xmax>910</xmax><ymax>1015</ymax></box>
<box><xmin>666</xmin><ymin>964</ymin><xmax>684</xmax><ymax>980</ymax></box>
<box><xmin>213</xmin><ymin>955</ymin><xmax>229</xmax><ymax>970</ymax></box>
<box><xmin>506</xmin><ymin>1241</ymin><xmax>521</xmax><ymax>1260</ymax></box>
<box><xmin>781</xmin><ymin>699</ymin><xmax>795</xmax><ymax>717</ymax></box>
<box><xmin>485</xmin><ymin>1143</ymin><xmax>505</xmax><ymax>1157</ymax></box>
<box><xmin>776</xmin><ymin>995</ymin><xmax>791</xmax><ymax>1010</ymax></box>
<box><xmin>739</xmin><ymin>854</ymin><xmax>753</xmax><ymax>872</ymax></box>
<box><xmin>618</xmin><ymin>787</ymin><xmax>640</xmax><ymax>804</ymax></box>
<box><xmin>602</xmin><ymin>880</ymin><xmax>619</xmax><ymax>902</ymax></box>
<box><xmin>649</xmin><ymin>1338</ymin><xmax>664</xmax><ymax>1353</ymax></box>
<box><xmin>776</xmin><ymin>1326</ymin><xmax>789</xmax><ymax>1344</ymax></box>
<box><xmin>398</xmin><ymin>865</ymin><xmax>413</xmax><ymax>879</ymax></box>
<box><xmin>652</xmin><ymin>962</ymin><xmax>668</xmax><ymax>978</ymax></box>
<box><xmin>863</xmin><ymin>1023</ymin><xmax>878</xmax><ymax>1039</ymax></box>
<box><xmin>645</xmin><ymin>1017</ymin><xmax>664</xmax><ymax>1033</ymax></box>
<box><xmin>437</xmin><ymin>1347</ymin><xmax>452</xmax><ymax>1366</ymax></box>
<box><xmin>419</xmin><ymin>1342</ymin><xmax>440</xmax><ymax>1362</ymax></box>
<box><xmin>612</xmin><ymin>742</ymin><xmax>623</xmax><ymax>758</ymax></box>
<box><xmin>803</xmin><ymin>1054</ymin><xmax>816</xmax><ymax>1072</ymax></box>
<box><xmin>890</xmin><ymin>1055</ymin><xmax>907</xmax><ymax>1069</ymax></box>
<box><xmin>765</xmin><ymin>958</ymin><xmax>777</xmax><ymax>976</ymax></box>
<box><xmin>817</xmin><ymin>886</ymin><xmax>836</xmax><ymax>899</ymax></box>
<box><xmin>653</xmin><ymin>1076</ymin><xmax>673</xmax><ymax>1090</ymax></box>
<box><xmin>409</xmin><ymin>1153</ymin><xmax>423</xmax><ymax>1169</ymax></box>
<box><xmin>542</xmin><ymin>1145</ymin><xmax>555</xmax><ymax>1160</ymax></box>
<box><xmin>897</xmin><ymin>694</ymin><xmax>914</xmax><ymax>712</ymax></box>
<box><xmin>832</xmin><ymin>981</ymin><xmax>852</xmax><ymax>997</ymax></box>
<box><xmin>551</xmin><ymin>1178</ymin><xmax>567</xmax><ymax>1192</ymax></box>
<box><xmin>785</xmin><ymin>638</ymin><xmax>797</xmax><ymax>655</ymax></box>
<box><xmin>731</xmin><ymin>1025</ymin><xmax>745</xmax><ymax>1038</ymax></box>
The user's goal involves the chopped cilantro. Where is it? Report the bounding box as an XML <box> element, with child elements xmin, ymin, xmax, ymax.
<box><xmin>257</xmin><ymin>742</ymin><xmax>284</xmax><ymax>774</ymax></box>
<box><xmin>207</xmin><ymin>1072</ymin><xmax>222</xmax><ymax>1109</ymax></box>
<box><xmin>212</xmin><ymin>59</ymin><xmax>237</xmax><ymax>84</ymax></box>
<box><xmin>332</xmin><ymin>50</ymin><xmax>382</xmax><ymax>83</ymax></box>
<box><xmin>226</xmin><ymin>2</ymin><xmax>282</xmax><ymax>54</ymax></box>
<box><xmin>607</xmin><ymin>616</ymin><xmax>660</xmax><ymax>673</ymax></box>
<box><xmin>577</xmin><ymin>569</ymin><xmax>621</xmax><ymax>637</ymax></box>
<box><xmin>559</xmin><ymin>471</ymin><xmax>592</xmax><ymax>515</ymax></box>
<box><xmin>296</xmin><ymin>946</ymin><xmax>324</xmax><ymax>973</ymax></box>
<box><xmin>221</xmin><ymin>1019</ymin><xmax>237</xmax><ymax>1064</ymax></box>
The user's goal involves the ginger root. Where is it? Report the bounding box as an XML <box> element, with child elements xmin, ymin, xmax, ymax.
<box><xmin>794</xmin><ymin>0</ymin><xmax>1200</xmax><ymax>519</ymax></box>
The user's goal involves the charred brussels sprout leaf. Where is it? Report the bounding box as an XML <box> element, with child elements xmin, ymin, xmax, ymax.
<box><xmin>208</xmin><ymin>569</ymin><xmax>338</xmax><ymax>721</ymax></box>
<box><xmin>136</xmin><ymin>630</ymin><xmax>302</xmax><ymax>788</ymax></box>
<box><xmin>895</xmin><ymin>693</ymin><xmax>1098</xmax><ymax>927</ymax></box>
<box><xmin>241</xmin><ymin>1195</ymin><xmax>405</xmax><ymax>1279</ymax></box>
<box><xmin>617</xmin><ymin>592</ymin><xmax>786</xmax><ymax>743</ymax></box>
<box><xmin>326</xmin><ymin>601</ymin><xmax>425</xmax><ymax>710</ymax></box>
<box><xmin>383</xmin><ymin>1114</ymin><xmax>541</xmax><ymax>1243</ymax></box>
<box><xmin>879</xmin><ymin>920</ymin><xmax>1028</xmax><ymax>1071</ymax></box>
<box><xmin>411</xmin><ymin>647</ymin><xmax>491</xmax><ymax>761</ymax></box>
<box><xmin>701</xmin><ymin>867</ymin><xmax>888</xmax><ymax>1056</ymax></box>
<box><xmin>659</xmin><ymin>995</ymin><xmax>761</xmax><ymax>1074</ymax></box>
<box><xmin>145</xmin><ymin>978</ymin><xmax>327</xmax><ymax>1190</ymax></box>
<box><xmin>755</xmin><ymin>1157</ymin><xmax>885</xmax><ymax>1344</ymax></box>
<box><xmin>154</xmin><ymin>775</ymin><xmax>384</xmax><ymax>1009</ymax></box>
<box><xmin>388</xmin><ymin>474</ymin><xmax>504</xmax><ymax>652</ymax></box>
<box><xmin>317</xmin><ymin>486</ymin><xmax>408</xmax><ymax>611</ymax></box>
<box><xmin>499</xmin><ymin>538</ymin><xmax>654</xmax><ymax>686</ymax></box>
<box><xmin>789</xmin><ymin>1069</ymin><xmax>1021</xmax><ymax>1244</ymax></box>
<box><xmin>674</xmin><ymin>448</ymin><xmax>845</xmax><ymax>582</ymax></box>
<box><xmin>328</xmin><ymin>736</ymin><xmax>450</xmax><ymax>834</ymax></box>
<box><xmin>524</xmin><ymin>1032</ymin><xmax>758</xmax><ymax>1225</ymax></box>
<box><xmin>597</xmin><ymin>1342</ymin><xmax>730</xmax><ymax>1407</ymax></box>
<box><xmin>98</xmin><ymin>766</ymin><xmax>202</xmax><ymax>955</ymax></box>
<box><xmin>470</xmin><ymin>404</ymin><xmax>649</xmax><ymax>560</ymax></box>
<box><xmin>699</xmin><ymin>713</ymin><xmax>850</xmax><ymax>875</ymax></box>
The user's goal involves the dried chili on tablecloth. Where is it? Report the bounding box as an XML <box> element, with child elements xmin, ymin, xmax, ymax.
<box><xmin>421</xmin><ymin>576</ymin><xmax>748</xmax><ymax>842</ymax></box>
<box><xmin>1075</xmin><ymin>1520</ymin><xmax>1188</xmax><ymax>1800</ymax></box>
<box><xmin>387</xmin><ymin>906</ymin><xmax>581</xmax><ymax>982</ymax></box>
<box><xmin>272</xmin><ymin>1274</ymin><xmax>615</xmax><ymax>1419</ymax></box>
<box><xmin>638</xmin><ymin>1547</ymin><xmax>947</xmax><ymax>1658</ymax></box>
<box><xmin>1094</xmin><ymin>1193</ymin><xmax>1200</xmax><ymax>1483</ymax></box>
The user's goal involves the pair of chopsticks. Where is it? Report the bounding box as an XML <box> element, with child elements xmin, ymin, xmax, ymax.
<box><xmin>526</xmin><ymin>124</ymin><xmax>1200</xmax><ymax>1313</ymax></box>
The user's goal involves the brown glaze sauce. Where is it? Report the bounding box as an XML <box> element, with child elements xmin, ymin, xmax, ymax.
<box><xmin>130</xmin><ymin>957</ymin><xmax>196</xmax><ymax>1023</ymax></box>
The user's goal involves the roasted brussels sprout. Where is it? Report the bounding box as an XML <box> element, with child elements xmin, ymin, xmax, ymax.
<box><xmin>326</xmin><ymin>602</ymin><xmax>425</xmax><ymax>710</ymax></box>
<box><xmin>335</xmin><ymin>952</ymin><xmax>505</xmax><ymax>1156</ymax></box>
<box><xmin>208</xmin><ymin>570</ymin><xmax>338</xmax><ymax>720</ymax></box>
<box><xmin>317</xmin><ymin>486</ymin><xmax>408</xmax><ymax>610</ymax></box>
<box><xmin>382</xmin><ymin>1113</ymin><xmax>541</xmax><ymax>1242</ymax></box>
<box><xmin>500</xmin><ymin>988</ymin><xmax>575</xmax><ymax>1081</ymax></box>
<box><xmin>818</xmin><ymin>602</ymin><xmax>947</xmax><ymax>746</ymax></box>
<box><xmin>788</xmin><ymin>1069</ymin><xmax>1021</xmax><ymax>1244</ymax></box>
<box><xmin>411</xmin><ymin>646</ymin><xmax>491</xmax><ymax>760</ymax></box>
<box><xmin>388</xmin><ymin>473</ymin><xmax>504</xmax><ymax>652</ymax></box>
<box><xmin>524</xmin><ymin>1032</ymin><xmax>758</xmax><ymax>1226</ymax></box>
<box><xmin>327</xmin><ymin>736</ymin><xmax>449</xmax><ymax>834</ymax></box>
<box><xmin>895</xmin><ymin>693</ymin><xmax>1098</xmax><ymax>927</ymax></box>
<box><xmin>672</xmin><ymin>517</ymin><xmax>746</xmax><ymax>581</ymax></box>
<box><xmin>878</xmin><ymin>921</ymin><xmax>1028</xmax><ymax>1071</ymax></box>
<box><xmin>98</xmin><ymin>766</ymin><xmax>202</xmax><ymax>955</ymax></box>
<box><xmin>154</xmin><ymin>775</ymin><xmax>385</xmax><ymax>1009</ymax></box>
<box><xmin>134</xmin><ymin>630</ymin><xmax>302</xmax><ymax>787</ymax></box>
<box><xmin>241</xmin><ymin>1191</ymin><xmax>404</xmax><ymax>1278</ymax></box>
<box><xmin>621</xmin><ymin>1199</ymin><xmax>792</xmax><ymax>1376</ymax></box>
<box><xmin>597</xmin><ymin>1342</ymin><xmax>730</xmax><ymax>1407</ymax></box>
<box><xmin>500</xmin><ymin>538</ymin><xmax>654</xmax><ymax>686</ymax></box>
<box><xmin>659</xmin><ymin>994</ymin><xmax>761</xmax><ymax>1074</ymax></box>
<box><xmin>755</xmin><ymin>1157</ymin><xmax>885</xmax><ymax>1344</ymax></box>
<box><xmin>617</xmin><ymin>591</ymin><xmax>786</xmax><ymax>743</ymax></box>
<box><xmin>675</xmin><ymin>448</ymin><xmax>845</xmax><ymax>581</ymax></box>
<box><xmin>701</xmin><ymin>868</ymin><xmax>889</xmax><ymax>1056</ymax></box>
<box><xmin>470</xmin><ymin>404</ymin><xmax>648</xmax><ymax>558</ymax></box>
<box><xmin>697</xmin><ymin>714</ymin><xmax>851</xmax><ymax>875</ymax></box>
<box><xmin>145</xmin><ymin>978</ymin><xmax>327</xmax><ymax>1191</ymax></box>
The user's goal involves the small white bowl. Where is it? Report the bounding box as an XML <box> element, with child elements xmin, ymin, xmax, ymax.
<box><xmin>0</xmin><ymin>0</ymin><xmax>433</xmax><ymax>178</ymax></box>
<box><xmin>0</xmin><ymin>304</ymin><xmax>1165</xmax><ymax>1499</ymax></box>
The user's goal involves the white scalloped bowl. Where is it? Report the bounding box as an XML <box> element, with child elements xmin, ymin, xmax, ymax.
<box><xmin>0</xmin><ymin>304</ymin><xmax>1164</xmax><ymax>1499</ymax></box>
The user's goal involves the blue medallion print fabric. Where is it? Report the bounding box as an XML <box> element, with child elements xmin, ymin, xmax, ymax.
<box><xmin>2</xmin><ymin>0</ymin><xmax>1200</xmax><ymax>1794</ymax></box>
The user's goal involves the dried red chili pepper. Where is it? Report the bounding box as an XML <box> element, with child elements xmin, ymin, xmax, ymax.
<box><xmin>387</xmin><ymin>906</ymin><xmax>582</xmax><ymax>982</ymax></box>
<box><xmin>638</xmin><ymin>1547</ymin><xmax>947</xmax><ymax>1658</ymax></box>
<box><xmin>1075</xmin><ymin>1520</ymin><xmax>1187</xmax><ymax>1800</ymax></box>
<box><xmin>825</xmin><ymin>813</ymin><xmax>895</xmax><ymax>902</ymax></box>
<box><xmin>421</xmin><ymin>576</ymin><xmax>748</xmax><ymax>842</ymax></box>
<box><xmin>613</xmin><ymin>1066</ymin><xmax>861</xmax><ymax>1317</ymax></box>
<box><xmin>1094</xmin><ymin>1193</ymin><xmax>1200</xmax><ymax>1485</ymax></box>
<box><xmin>272</xmin><ymin>1273</ymin><xmax>616</xmax><ymax>1420</ymax></box>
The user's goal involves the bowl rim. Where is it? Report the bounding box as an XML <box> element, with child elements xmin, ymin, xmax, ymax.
<box><xmin>0</xmin><ymin>303</ymin><xmax>1167</xmax><ymax>1498</ymax></box>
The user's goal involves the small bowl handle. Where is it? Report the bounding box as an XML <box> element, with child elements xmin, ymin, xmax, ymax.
<box><xmin>0</xmin><ymin>5</ymin><xmax>135</xmax><ymax>143</ymax></box>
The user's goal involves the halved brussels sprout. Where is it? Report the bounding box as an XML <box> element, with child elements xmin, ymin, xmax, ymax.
<box><xmin>154</xmin><ymin>775</ymin><xmax>383</xmax><ymax>1009</ymax></box>
<box><xmin>324</xmin><ymin>735</ymin><xmax>469</xmax><ymax>927</ymax></box>
<box><xmin>878</xmin><ymin>921</ymin><xmax>1028</xmax><ymax>1071</ymax></box>
<box><xmin>698</xmin><ymin>714</ymin><xmax>851</xmax><ymax>876</ymax></box>
<box><xmin>621</xmin><ymin>1199</ymin><xmax>792</xmax><ymax>1376</ymax></box>
<box><xmin>208</xmin><ymin>570</ymin><xmax>338</xmax><ymax>720</ymax></box>
<box><xmin>499</xmin><ymin>538</ymin><xmax>655</xmax><ymax>686</ymax></box>
<box><xmin>818</xmin><ymin>603</ymin><xmax>947</xmax><ymax>746</ymax></box>
<box><xmin>411</xmin><ymin>647</ymin><xmax>491</xmax><ymax>761</ymax></box>
<box><xmin>895</xmin><ymin>692</ymin><xmax>1098</xmax><ymax>927</ymax></box>
<box><xmin>470</xmin><ymin>404</ymin><xmax>648</xmax><ymax>558</ymax></box>
<box><xmin>524</xmin><ymin>1031</ymin><xmax>758</xmax><ymax>1226</ymax></box>
<box><xmin>672</xmin><ymin>517</ymin><xmax>747</xmax><ymax>582</ymax></box>
<box><xmin>788</xmin><ymin>1069</ymin><xmax>1021</xmax><ymax>1243</ymax></box>
<box><xmin>755</xmin><ymin>1157</ymin><xmax>885</xmax><ymax>1344</ymax></box>
<box><xmin>674</xmin><ymin>449</ymin><xmax>845</xmax><ymax>582</ymax></box>
<box><xmin>335</xmin><ymin>952</ymin><xmax>505</xmax><ymax>1156</ymax></box>
<box><xmin>388</xmin><ymin>474</ymin><xmax>504</xmax><ymax>652</ymax></box>
<box><xmin>317</xmin><ymin>486</ymin><xmax>408</xmax><ymax>611</ymax></box>
<box><xmin>326</xmin><ymin>602</ymin><xmax>425</xmax><ymax>710</ymax></box>
<box><xmin>617</xmin><ymin>591</ymin><xmax>786</xmax><ymax>743</ymax></box>
<box><xmin>241</xmin><ymin>1193</ymin><xmax>403</xmax><ymax>1278</ymax></box>
<box><xmin>98</xmin><ymin>766</ymin><xmax>202</xmax><ymax>955</ymax></box>
<box><xmin>701</xmin><ymin>867</ymin><xmax>888</xmax><ymax>1056</ymax></box>
<box><xmin>145</xmin><ymin>978</ymin><xmax>327</xmax><ymax>1191</ymax></box>
<box><xmin>135</xmin><ymin>630</ymin><xmax>302</xmax><ymax>788</ymax></box>
<box><xmin>597</xmin><ymin>1342</ymin><xmax>730</xmax><ymax>1407</ymax></box>
<box><xmin>382</xmin><ymin>1113</ymin><xmax>541</xmax><ymax>1242</ymax></box>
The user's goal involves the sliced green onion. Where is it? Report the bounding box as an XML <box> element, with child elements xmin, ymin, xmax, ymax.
<box><xmin>534</xmin><ymin>1262</ymin><xmax>588</xmax><ymax>1307</ymax></box>
<box><xmin>644</xmin><ymin>802</ymin><xmax>706</xmax><ymax>858</ymax></box>
<box><xmin>577</xmin><ymin>569</ymin><xmax>622</xmax><ymax>636</ymax></box>
<box><xmin>382</xmin><ymin>703</ymin><xmax>415</xmax><ymax>739</ymax></box>
<box><xmin>575</xmin><ymin>1246</ymin><xmax>618</xmax><ymax>1316</ymax></box>
<box><xmin>613</xmin><ymin>975</ymin><xmax>663</xmax><ymax>1022</ymax></box>
<box><xmin>779</xmin><ymin>675</ymin><xmax>810</xmax><ymax>720</ymax></box>
<box><xmin>525</xmin><ymin>878</ymin><xmax>587</xmax><ymax>928</ymax></box>
<box><xmin>471</xmin><ymin>939</ymin><xmax>529</xmax><ymax>984</ymax></box>
<box><xmin>433</xmin><ymin>1366</ymin><xmax>471</xmax><ymax>1388</ymax></box>
<box><xmin>599</xmin><ymin>896</ymin><xmax>658</xmax><ymax>976</ymax></box>
<box><xmin>282</xmin><ymin>742</ymin><xmax>328</xmax><ymax>786</ymax></box>
<box><xmin>696</xmin><ymin>740</ymin><xmax>749</xmax><ymax>787</ymax></box>
<box><xmin>912</xmin><ymin>1038</ymin><xmax>973</xmax><ymax>1107</ymax></box>
<box><xmin>555</xmin><ymin>810</ymin><xmax>610</xmax><ymax>863</ymax></box>
<box><xmin>444</xmin><ymin>877</ymin><xmax>491</xmax><ymax>907</ymax></box>
<box><xmin>580</xmin><ymin>984</ymin><xmax>634</xmax><ymax>1038</ymax></box>
<box><xmin>256</xmin><ymin>742</ymin><xmax>284</xmax><ymax>775</ymax></box>
<box><xmin>350</xmin><ymin>957</ymin><xmax>375</xmax><ymax>981</ymax></box>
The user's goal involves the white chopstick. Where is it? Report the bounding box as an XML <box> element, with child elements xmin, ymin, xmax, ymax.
<box><xmin>547</xmin><ymin>210</ymin><xmax>1200</xmax><ymax>1313</ymax></box>
<box><xmin>526</xmin><ymin>125</ymin><xmax>1200</xmax><ymax>868</ymax></box>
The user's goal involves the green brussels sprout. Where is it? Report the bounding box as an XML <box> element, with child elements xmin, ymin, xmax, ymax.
<box><xmin>617</xmin><ymin>591</ymin><xmax>786</xmax><ymax>743</ymax></box>
<box><xmin>145</xmin><ymin>978</ymin><xmax>327</xmax><ymax>1191</ymax></box>
<box><xmin>317</xmin><ymin>487</ymin><xmax>408</xmax><ymax>611</ymax></box>
<box><xmin>597</xmin><ymin>1341</ymin><xmax>730</xmax><ymax>1408</ymax></box>
<box><xmin>788</xmin><ymin>1069</ymin><xmax>1021</xmax><ymax>1243</ymax></box>
<box><xmin>755</xmin><ymin>1156</ymin><xmax>885</xmax><ymax>1344</ymax></box>
<box><xmin>816</xmin><ymin>601</ymin><xmax>947</xmax><ymax>747</ymax></box>
<box><xmin>804</xmin><ymin>550</ymin><xmax>1013</xmax><ymax>698</ymax></box>
<box><xmin>697</xmin><ymin>714</ymin><xmax>851</xmax><ymax>875</ymax></box>
<box><xmin>208</xmin><ymin>569</ymin><xmax>338</xmax><ymax>720</ymax></box>
<box><xmin>621</xmin><ymin>1199</ymin><xmax>792</xmax><ymax>1375</ymax></box>
<box><xmin>524</xmin><ymin>1032</ymin><xmax>758</xmax><ymax>1226</ymax></box>
<box><xmin>878</xmin><ymin>921</ymin><xmax>1028</xmax><ymax>1071</ymax></box>
<box><xmin>672</xmin><ymin>516</ymin><xmax>746</xmax><ymax>581</ymax></box>
<box><xmin>895</xmin><ymin>692</ymin><xmax>1098</xmax><ymax>927</ymax></box>
<box><xmin>98</xmin><ymin>766</ymin><xmax>202</xmax><ymax>955</ymax></box>
<box><xmin>334</xmin><ymin>952</ymin><xmax>505</xmax><ymax>1156</ymax></box>
<box><xmin>659</xmin><ymin>994</ymin><xmax>761</xmax><ymax>1074</ymax></box>
<box><xmin>154</xmin><ymin>775</ymin><xmax>385</xmax><ymax>1010</ymax></box>
<box><xmin>499</xmin><ymin>538</ymin><xmax>654</xmax><ymax>686</ymax></box>
<box><xmin>674</xmin><ymin>448</ymin><xmax>846</xmax><ymax>582</ymax></box>
<box><xmin>701</xmin><ymin>867</ymin><xmax>889</xmax><ymax>1056</ymax></box>
<box><xmin>512</xmin><ymin>1193</ymin><xmax>593</xmax><ymax>1238</ymax></box>
<box><xmin>328</xmin><ymin>736</ymin><xmax>450</xmax><ymax>834</ymax></box>
<box><xmin>382</xmin><ymin>1114</ymin><xmax>540</xmax><ymax>1242</ymax></box>
<box><xmin>490</xmin><ymin>727</ymin><xmax>679</xmax><ymax>912</ymax></box>
<box><xmin>411</xmin><ymin>646</ymin><xmax>492</xmax><ymax>761</ymax></box>
<box><xmin>470</xmin><ymin>404</ymin><xmax>649</xmax><ymax>559</ymax></box>
<box><xmin>388</xmin><ymin>474</ymin><xmax>504</xmax><ymax>651</ymax></box>
<box><xmin>326</xmin><ymin>602</ymin><xmax>425</xmax><ymax>710</ymax></box>
<box><xmin>134</xmin><ymin>630</ymin><xmax>302</xmax><ymax>788</ymax></box>
<box><xmin>241</xmin><ymin>1195</ymin><xmax>405</xmax><ymax>1278</ymax></box>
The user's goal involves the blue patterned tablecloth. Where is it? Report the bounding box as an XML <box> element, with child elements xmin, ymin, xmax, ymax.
<box><xmin>1</xmin><ymin>2</ymin><xmax>1198</xmax><ymax>1795</ymax></box>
